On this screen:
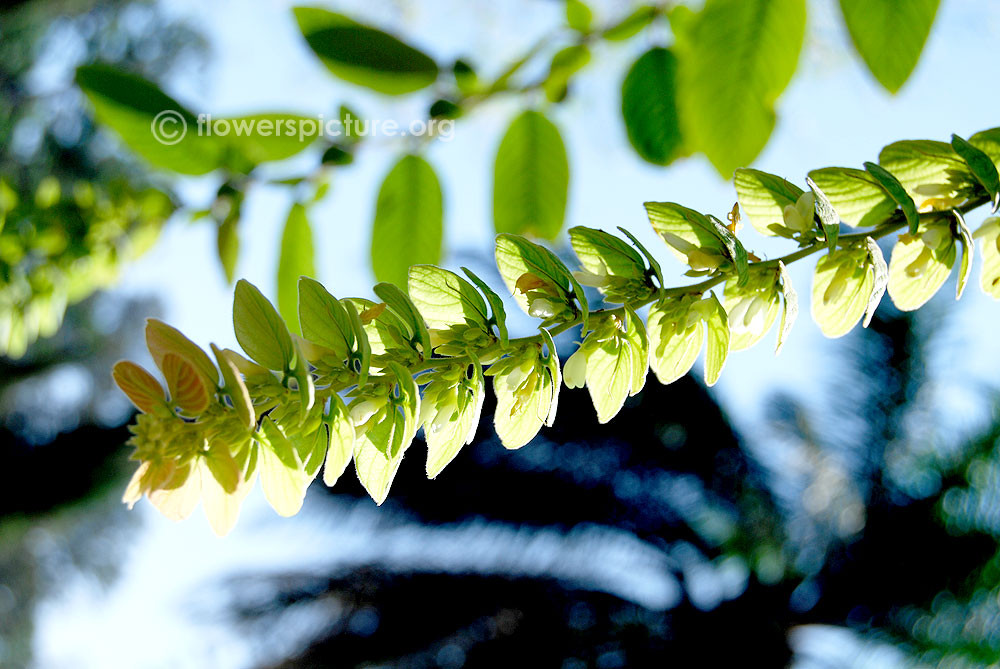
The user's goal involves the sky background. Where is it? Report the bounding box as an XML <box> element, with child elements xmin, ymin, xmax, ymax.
<box><xmin>27</xmin><ymin>0</ymin><xmax>1000</xmax><ymax>666</ymax></box>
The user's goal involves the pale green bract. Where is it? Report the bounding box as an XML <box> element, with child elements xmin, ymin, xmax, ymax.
<box><xmin>111</xmin><ymin>126</ymin><xmax>1000</xmax><ymax>535</ymax></box>
<box><xmin>974</xmin><ymin>217</ymin><xmax>1000</xmax><ymax>299</ymax></box>
<box><xmin>811</xmin><ymin>245</ymin><xmax>876</xmax><ymax>338</ymax></box>
<box><xmin>723</xmin><ymin>266</ymin><xmax>782</xmax><ymax>351</ymax></box>
<box><xmin>563</xmin><ymin>308</ymin><xmax>648</xmax><ymax>424</ymax></box>
<box><xmin>887</xmin><ymin>221</ymin><xmax>957</xmax><ymax>311</ymax></box>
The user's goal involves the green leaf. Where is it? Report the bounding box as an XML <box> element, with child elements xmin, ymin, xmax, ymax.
<box><xmin>674</xmin><ymin>0</ymin><xmax>806</xmax><ymax>176</ymax></box>
<box><xmin>734</xmin><ymin>168</ymin><xmax>805</xmax><ymax>236</ymax></box>
<box><xmin>604</xmin><ymin>6</ymin><xmax>657</xmax><ymax>41</ymax></box>
<box><xmin>217</xmin><ymin>217</ymin><xmax>239</xmax><ymax>284</ymax></box>
<box><xmin>298</xmin><ymin>277</ymin><xmax>354</xmax><ymax>360</ymax></box>
<box><xmin>775</xmin><ymin>261</ymin><xmax>797</xmax><ymax>355</ymax></box>
<box><xmin>277</xmin><ymin>203</ymin><xmax>315</xmax><ymax>335</ymax></box>
<box><xmin>322</xmin><ymin>393</ymin><xmax>355</xmax><ymax>487</ymax></box>
<box><xmin>862</xmin><ymin>237</ymin><xmax>888</xmax><ymax>328</ymax></box>
<box><xmin>864</xmin><ymin>161</ymin><xmax>920</xmax><ymax>235</ymax></box>
<box><xmin>495</xmin><ymin>234</ymin><xmax>586</xmax><ymax>328</ymax></box>
<box><xmin>233</xmin><ymin>279</ymin><xmax>295</xmax><ymax>371</ymax></box>
<box><xmin>493</xmin><ymin>110</ymin><xmax>569</xmax><ymax>239</ymax></box>
<box><xmin>644</xmin><ymin>201</ymin><xmax>725</xmax><ymax>264</ymax></box>
<box><xmin>293</xmin><ymin>7</ymin><xmax>438</xmax><ymax>95</ymax></box>
<box><xmin>647</xmin><ymin>297</ymin><xmax>703</xmax><ymax>385</ymax></box>
<box><xmin>806</xmin><ymin>176</ymin><xmax>840</xmax><ymax>251</ymax></box>
<box><xmin>211</xmin><ymin>343</ymin><xmax>255</xmax><ymax>429</ymax></box>
<box><xmin>811</xmin><ymin>248</ymin><xmax>875</xmax><ymax>337</ymax></box>
<box><xmin>617</xmin><ymin>227</ymin><xmax>664</xmax><ymax>287</ymax></box>
<box><xmin>145</xmin><ymin>319</ymin><xmax>218</xmax><ymax>388</ymax></box>
<box><xmin>461</xmin><ymin>267</ymin><xmax>509</xmax><ymax>347</ymax></box>
<box><xmin>951</xmin><ymin>211</ymin><xmax>975</xmax><ymax>300</ymax></box>
<box><xmin>887</xmin><ymin>223</ymin><xmax>956</xmax><ymax>311</ymax></box>
<box><xmin>969</xmin><ymin>128</ymin><xmax>1000</xmax><ymax>179</ymax></box>
<box><xmin>258</xmin><ymin>417</ymin><xmax>309</xmax><ymax>517</ymax></box>
<box><xmin>878</xmin><ymin>140</ymin><xmax>977</xmax><ymax>214</ymax></box>
<box><xmin>806</xmin><ymin>167</ymin><xmax>897</xmax><ymax>228</ymax></box>
<box><xmin>371</xmin><ymin>154</ymin><xmax>443</xmax><ymax>287</ymax></box>
<box><xmin>838</xmin><ymin>0</ymin><xmax>939</xmax><ymax>93</ymax></box>
<box><xmin>75</xmin><ymin>64</ymin><xmax>222</xmax><ymax>175</ymax></box>
<box><xmin>565</xmin><ymin>0</ymin><xmax>593</xmax><ymax>32</ymax></box>
<box><xmin>621</xmin><ymin>48</ymin><xmax>683</xmax><ymax>166</ymax></box>
<box><xmin>407</xmin><ymin>265</ymin><xmax>489</xmax><ymax>331</ymax></box>
<box><xmin>544</xmin><ymin>45</ymin><xmax>591</xmax><ymax>103</ymax></box>
<box><xmin>569</xmin><ymin>226</ymin><xmax>646</xmax><ymax>280</ymax></box>
<box><xmin>373</xmin><ymin>282</ymin><xmax>432</xmax><ymax>358</ymax></box>
<box><xmin>213</xmin><ymin>113</ymin><xmax>320</xmax><ymax>165</ymax></box>
<box><xmin>709</xmin><ymin>215</ymin><xmax>749</xmax><ymax>286</ymax></box>
<box><xmin>952</xmin><ymin>134</ymin><xmax>1000</xmax><ymax>209</ymax></box>
<box><xmin>703</xmin><ymin>293</ymin><xmax>729</xmax><ymax>386</ymax></box>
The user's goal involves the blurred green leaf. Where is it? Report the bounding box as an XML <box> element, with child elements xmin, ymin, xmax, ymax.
<box><xmin>544</xmin><ymin>45</ymin><xmax>591</xmax><ymax>103</ymax></box>
<box><xmin>621</xmin><ymin>47</ymin><xmax>683</xmax><ymax>166</ymax></box>
<box><xmin>371</xmin><ymin>154</ymin><xmax>443</xmax><ymax>287</ymax></box>
<box><xmin>76</xmin><ymin>64</ymin><xmax>222</xmax><ymax>175</ymax></box>
<box><xmin>838</xmin><ymin>0</ymin><xmax>939</xmax><ymax>93</ymax></box>
<box><xmin>321</xmin><ymin>144</ymin><xmax>353</xmax><ymax>166</ymax></box>
<box><xmin>214</xmin><ymin>113</ymin><xmax>320</xmax><ymax>165</ymax></box>
<box><xmin>604</xmin><ymin>6</ymin><xmax>657</xmax><ymax>41</ymax></box>
<box><xmin>493</xmin><ymin>110</ymin><xmax>569</xmax><ymax>239</ymax></box>
<box><xmin>294</xmin><ymin>7</ymin><xmax>438</xmax><ymax>95</ymax></box>
<box><xmin>277</xmin><ymin>203</ymin><xmax>315</xmax><ymax>335</ymax></box>
<box><xmin>217</xmin><ymin>217</ymin><xmax>239</xmax><ymax>283</ymax></box>
<box><xmin>565</xmin><ymin>0</ymin><xmax>593</xmax><ymax>32</ymax></box>
<box><xmin>674</xmin><ymin>0</ymin><xmax>806</xmax><ymax>176</ymax></box>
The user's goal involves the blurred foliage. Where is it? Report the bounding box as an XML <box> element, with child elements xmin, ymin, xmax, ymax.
<box><xmin>73</xmin><ymin>0</ymin><xmax>944</xmax><ymax>296</ymax></box>
<box><xmin>0</xmin><ymin>0</ymin><xmax>204</xmax><ymax>357</ymax></box>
